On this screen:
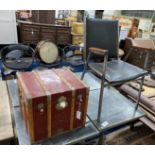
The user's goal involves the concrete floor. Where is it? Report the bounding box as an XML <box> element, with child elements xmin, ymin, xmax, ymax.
<box><xmin>106</xmin><ymin>123</ymin><xmax>155</xmax><ymax>145</ymax></box>
<box><xmin>77</xmin><ymin>122</ymin><xmax>155</xmax><ymax>145</ymax></box>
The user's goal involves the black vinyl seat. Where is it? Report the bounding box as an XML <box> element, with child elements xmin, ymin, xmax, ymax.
<box><xmin>81</xmin><ymin>18</ymin><xmax>149</xmax><ymax>123</ymax></box>
<box><xmin>89</xmin><ymin>60</ymin><xmax>147</xmax><ymax>84</ymax></box>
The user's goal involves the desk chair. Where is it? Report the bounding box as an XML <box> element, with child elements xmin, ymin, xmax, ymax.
<box><xmin>81</xmin><ymin>18</ymin><xmax>148</xmax><ymax>122</ymax></box>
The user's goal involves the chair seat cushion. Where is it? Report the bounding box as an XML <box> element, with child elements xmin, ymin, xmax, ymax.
<box><xmin>89</xmin><ymin>60</ymin><xmax>148</xmax><ymax>84</ymax></box>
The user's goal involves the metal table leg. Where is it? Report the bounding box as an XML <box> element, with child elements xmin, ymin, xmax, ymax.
<box><xmin>98</xmin><ymin>133</ymin><xmax>106</xmax><ymax>145</ymax></box>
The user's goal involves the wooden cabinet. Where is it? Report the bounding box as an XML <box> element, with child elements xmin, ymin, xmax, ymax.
<box><xmin>40</xmin><ymin>26</ymin><xmax>57</xmax><ymax>43</ymax></box>
<box><xmin>19</xmin><ymin>24</ymin><xmax>40</xmax><ymax>44</ymax></box>
<box><xmin>18</xmin><ymin>21</ymin><xmax>71</xmax><ymax>45</ymax></box>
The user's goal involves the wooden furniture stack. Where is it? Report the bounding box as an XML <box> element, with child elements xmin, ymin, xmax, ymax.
<box><xmin>17</xmin><ymin>20</ymin><xmax>71</xmax><ymax>45</ymax></box>
<box><xmin>0</xmin><ymin>81</ymin><xmax>14</xmax><ymax>144</ymax></box>
<box><xmin>124</xmin><ymin>38</ymin><xmax>155</xmax><ymax>72</ymax></box>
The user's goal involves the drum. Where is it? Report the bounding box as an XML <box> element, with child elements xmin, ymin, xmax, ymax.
<box><xmin>36</xmin><ymin>41</ymin><xmax>58</xmax><ymax>64</ymax></box>
<box><xmin>1</xmin><ymin>44</ymin><xmax>35</xmax><ymax>70</ymax></box>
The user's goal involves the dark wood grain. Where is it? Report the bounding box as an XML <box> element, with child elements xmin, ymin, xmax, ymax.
<box><xmin>18</xmin><ymin>21</ymin><xmax>71</xmax><ymax>45</ymax></box>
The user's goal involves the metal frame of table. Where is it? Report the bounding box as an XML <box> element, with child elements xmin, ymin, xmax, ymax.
<box><xmin>7</xmin><ymin>72</ymin><xmax>145</xmax><ymax>145</ymax></box>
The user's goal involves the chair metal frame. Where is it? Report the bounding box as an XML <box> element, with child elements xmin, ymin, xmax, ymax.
<box><xmin>81</xmin><ymin>18</ymin><xmax>149</xmax><ymax>123</ymax></box>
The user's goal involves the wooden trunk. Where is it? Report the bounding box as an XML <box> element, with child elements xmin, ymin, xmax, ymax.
<box><xmin>16</xmin><ymin>68</ymin><xmax>89</xmax><ymax>143</ymax></box>
<box><xmin>54</xmin><ymin>68</ymin><xmax>89</xmax><ymax>129</ymax></box>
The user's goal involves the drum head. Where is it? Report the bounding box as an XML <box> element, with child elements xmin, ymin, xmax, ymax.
<box><xmin>38</xmin><ymin>41</ymin><xmax>58</xmax><ymax>64</ymax></box>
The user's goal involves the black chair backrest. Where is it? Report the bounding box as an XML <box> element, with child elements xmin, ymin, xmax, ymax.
<box><xmin>1</xmin><ymin>44</ymin><xmax>35</xmax><ymax>70</ymax></box>
<box><xmin>85</xmin><ymin>18</ymin><xmax>119</xmax><ymax>59</ymax></box>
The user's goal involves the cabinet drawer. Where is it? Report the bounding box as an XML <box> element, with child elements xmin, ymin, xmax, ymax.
<box><xmin>20</xmin><ymin>31</ymin><xmax>40</xmax><ymax>44</ymax></box>
<box><xmin>41</xmin><ymin>26</ymin><xmax>56</xmax><ymax>33</ymax></box>
<box><xmin>21</xmin><ymin>24</ymin><xmax>40</xmax><ymax>32</ymax></box>
<box><xmin>57</xmin><ymin>28</ymin><xmax>71</xmax><ymax>34</ymax></box>
<box><xmin>21</xmin><ymin>31</ymin><xmax>40</xmax><ymax>39</ymax></box>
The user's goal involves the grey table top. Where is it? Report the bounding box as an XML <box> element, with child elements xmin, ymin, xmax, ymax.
<box><xmin>76</xmin><ymin>72</ymin><xmax>101</xmax><ymax>90</ymax></box>
<box><xmin>88</xmin><ymin>88</ymin><xmax>145</xmax><ymax>132</ymax></box>
<box><xmin>6</xmin><ymin>72</ymin><xmax>145</xmax><ymax>144</ymax></box>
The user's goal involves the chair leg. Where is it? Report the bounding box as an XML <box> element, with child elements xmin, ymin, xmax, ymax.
<box><xmin>81</xmin><ymin>53</ymin><xmax>91</xmax><ymax>80</ymax></box>
<box><xmin>135</xmin><ymin>52</ymin><xmax>149</xmax><ymax>110</ymax></box>
<box><xmin>97</xmin><ymin>76</ymin><xmax>106</xmax><ymax>122</ymax></box>
<box><xmin>97</xmin><ymin>54</ymin><xmax>108</xmax><ymax>123</ymax></box>
<box><xmin>135</xmin><ymin>76</ymin><xmax>145</xmax><ymax>110</ymax></box>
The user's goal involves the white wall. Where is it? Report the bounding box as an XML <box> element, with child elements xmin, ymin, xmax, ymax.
<box><xmin>104</xmin><ymin>10</ymin><xmax>121</xmax><ymax>16</ymax></box>
<box><xmin>0</xmin><ymin>10</ymin><xmax>18</xmax><ymax>44</ymax></box>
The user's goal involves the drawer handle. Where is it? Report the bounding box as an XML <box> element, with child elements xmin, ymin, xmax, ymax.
<box><xmin>31</xmin><ymin>29</ymin><xmax>34</xmax><ymax>35</ymax></box>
